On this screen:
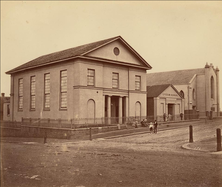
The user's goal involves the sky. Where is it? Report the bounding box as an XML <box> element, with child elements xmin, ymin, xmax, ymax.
<box><xmin>1</xmin><ymin>1</ymin><xmax>222</xmax><ymax>107</ymax></box>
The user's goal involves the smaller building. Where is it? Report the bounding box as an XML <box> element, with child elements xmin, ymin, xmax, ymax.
<box><xmin>147</xmin><ymin>84</ymin><xmax>184</xmax><ymax>121</ymax></box>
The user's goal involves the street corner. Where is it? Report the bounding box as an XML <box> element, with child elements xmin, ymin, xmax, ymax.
<box><xmin>181</xmin><ymin>142</ymin><xmax>210</xmax><ymax>153</ymax></box>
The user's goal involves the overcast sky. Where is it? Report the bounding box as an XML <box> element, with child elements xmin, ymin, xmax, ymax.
<box><xmin>1</xmin><ymin>1</ymin><xmax>222</xmax><ymax>107</ymax></box>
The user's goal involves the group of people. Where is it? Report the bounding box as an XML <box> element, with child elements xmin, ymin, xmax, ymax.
<box><xmin>141</xmin><ymin>119</ymin><xmax>158</xmax><ymax>133</ymax></box>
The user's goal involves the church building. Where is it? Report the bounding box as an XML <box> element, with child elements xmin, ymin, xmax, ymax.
<box><xmin>146</xmin><ymin>63</ymin><xmax>220</xmax><ymax>118</ymax></box>
<box><xmin>6</xmin><ymin>36</ymin><xmax>152</xmax><ymax>124</ymax></box>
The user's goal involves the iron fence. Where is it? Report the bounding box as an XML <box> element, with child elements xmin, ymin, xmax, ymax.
<box><xmin>0</xmin><ymin>112</ymin><xmax>204</xmax><ymax>129</ymax></box>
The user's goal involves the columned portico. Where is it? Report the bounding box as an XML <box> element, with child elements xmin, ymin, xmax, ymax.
<box><xmin>104</xmin><ymin>95</ymin><xmax>128</xmax><ymax>124</ymax></box>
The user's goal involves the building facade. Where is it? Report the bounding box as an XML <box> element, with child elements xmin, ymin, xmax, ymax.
<box><xmin>147</xmin><ymin>84</ymin><xmax>184</xmax><ymax>121</ymax></box>
<box><xmin>6</xmin><ymin>36</ymin><xmax>152</xmax><ymax>123</ymax></box>
<box><xmin>146</xmin><ymin>63</ymin><xmax>220</xmax><ymax>117</ymax></box>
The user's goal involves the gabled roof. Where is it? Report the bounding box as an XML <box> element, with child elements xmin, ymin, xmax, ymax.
<box><xmin>6</xmin><ymin>36</ymin><xmax>151</xmax><ymax>74</ymax></box>
<box><xmin>147</xmin><ymin>84</ymin><xmax>182</xmax><ymax>98</ymax></box>
<box><xmin>146</xmin><ymin>68</ymin><xmax>205</xmax><ymax>86</ymax></box>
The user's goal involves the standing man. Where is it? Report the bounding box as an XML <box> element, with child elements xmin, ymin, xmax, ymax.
<box><xmin>154</xmin><ymin>120</ymin><xmax>158</xmax><ymax>134</ymax></box>
<box><xmin>180</xmin><ymin>113</ymin><xmax>183</xmax><ymax>120</ymax></box>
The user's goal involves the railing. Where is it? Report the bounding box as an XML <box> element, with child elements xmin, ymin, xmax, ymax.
<box><xmin>0</xmin><ymin>113</ymin><xmax>203</xmax><ymax>129</ymax></box>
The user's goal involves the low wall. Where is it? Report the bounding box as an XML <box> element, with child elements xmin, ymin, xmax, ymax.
<box><xmin>1</xmin><ymin>124</ymin><xmax>127</xmax><ymax>140</ymax></box>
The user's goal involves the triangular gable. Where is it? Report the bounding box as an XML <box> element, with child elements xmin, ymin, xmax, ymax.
<box><xmin>84</xmin><ymin>37</ymin><xmax>151</xmax><ymax>68</ymax></box>
<box><xmin>159</xmin><ymin>85</ymin><xmax>182</xmax><ymax>99</ymax></box>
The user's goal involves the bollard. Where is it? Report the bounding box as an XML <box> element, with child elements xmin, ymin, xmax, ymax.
<box><xmin>89</xmin><ymin>128</ymin><xmax>92</xmax><ymax>141</ymax></box>
<box><xmin>189</xmin><ymin>125</ymin><xmax>193</xmax><ymax>143</ymax></box>
<box><xmin>216</xmin><ymin>128</ymin><xmax>221</xmax><ymax>151</ymax></box>
<box><xmin>44</xmin><ymin>131</ymin><xmax>47</xmax><ymax>144</ymax></box>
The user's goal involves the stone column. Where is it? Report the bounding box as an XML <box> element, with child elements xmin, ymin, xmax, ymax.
<box><xmin>107</xmin><ymin>95</ymin><xmax>111</xmax><ymax>124</ymax></box>
<box><xmin>102</xmin><ymin>95</ymin><xmax>105</xmax><ymax>124</ymax></box>
<box><xmin>125</xmin><ymin>97</ymin><xmax>129</xmax><ymax>121</ymax></box>
<box><xmin>119</xmin><ymin>96</ymin><xmax>122</xmax><ymax>124</ymax></box>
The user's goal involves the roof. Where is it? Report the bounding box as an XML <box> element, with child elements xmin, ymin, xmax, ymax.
<box><xmin>146</xmin><ymin>68</ymin><xmax>205</xmax><ymax>86</ymax></box>
<box><xmin>147</xmin><ymin>84</ymin><xmax>170</xmax><ymax>97</ymax></box>
<box><xmin>147</xmin><ymin>84</ymin><xmax>182</xmax><ymax>98</ymax></box>
<box><xmin>6</xmin><ymin>36</ymin><xmax>151</xmax><ymax>74</ymax></box>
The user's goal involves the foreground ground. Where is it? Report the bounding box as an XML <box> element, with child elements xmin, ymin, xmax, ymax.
<box><xmin>1</xmin><ymin>119</ymin><xmax>222</xmax><ymax>187</ymax></box>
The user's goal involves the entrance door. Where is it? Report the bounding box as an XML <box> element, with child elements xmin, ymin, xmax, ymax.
<box><xmin>168</xmin><ymin>104</ymin><xmax>174</xmax><ymax>121</ymax></box>
<box><xmin>111</xmin><ymin>96</ymin><xmax>119</xmax><ymax>124</ymax></box>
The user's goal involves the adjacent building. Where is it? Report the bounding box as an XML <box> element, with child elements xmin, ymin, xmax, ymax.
<box><xmin>146</xmin><ymin>63</ymin><xmax>220</xmax><ymax>118</ymax></box>
<box><xmin>147</xmin><ymin>84</ymin><xmax>184</xmax><ymax>121</ymax></box>
<box><xmin>6</xmin><ymin>36</ymin><xmax>152</xmax><ymax>124</ymax></box>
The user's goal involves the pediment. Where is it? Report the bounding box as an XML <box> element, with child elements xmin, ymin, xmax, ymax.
<box><xmin>84</xmin><ymin>39</ymin><xmax>149</xmax><ymax>68</ymax></box>
<box><xmin>160</xmin><ymin>86</ymin><xmax>181</xmax><ymax>98</ymax></box>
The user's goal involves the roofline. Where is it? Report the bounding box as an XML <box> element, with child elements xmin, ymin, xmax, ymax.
<box><xmin>6</xmin><ymin>56</ymin><xmax>79</xmax><ymax>74</ymax></box>
<box><xmin>189</xmin><ymin>74</ymin><xmax>196</xmax><ymax>84</ymax></box>
<box><xmin>146</xmin><ymin>68</ymin><xmax>205</xmax><ymax>75</ymax></box>
<box><xmin>6</xmin><ymin>54</ymin><xmax>151</xmax><ymax>75</ymax></box>
<box><xmin>81</xmin><ymin>36</ymin><xmax>120</xmax><ymax>56</ymax></box>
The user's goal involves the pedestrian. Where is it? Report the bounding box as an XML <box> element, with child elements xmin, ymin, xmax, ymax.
<box><xmin>149</xmin><ymin>121</ymin><xmax>154</xmax><ymax>133</ymax></box>
<box><xmin>154</xmin><ymin>120</ymin><xmax>158</xmax><ymax>134</ymax></box>
<box><xmin>141</xmin><ymin>119</ymin><xmax>147</xmax><ymax>127</ymax></box>
<box><xmin>163</xmin><ymin>113</ymin><xmax>166</xmax><ymax>122</ymax></box>
<box><xmin>134</xmin><ymin>120</ymin><xmax>138</xmax><ymax>128</ymax></box>
<box><xmin>180</xmin><ymin>113</ymin><xmax>183</xmax><ymax>120</ymax></box>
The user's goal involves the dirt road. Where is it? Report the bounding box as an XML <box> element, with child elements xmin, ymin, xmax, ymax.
<box><xmin>1</xmin><ymin>120</ymin><xmax>222</xmax><ymax>187</ymax></box>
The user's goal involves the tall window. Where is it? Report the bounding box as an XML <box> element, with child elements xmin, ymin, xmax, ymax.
<box><xmin>30</xmin><ymin>76</ymin><xmax>36</xmax><ymax>110</ymax></box>
<box><xmin>44</xmin><ymin>73</ymin><xmax>50</xmax><ymax>109</ymax></box>
<box><xmin>87</xmin><ymin>69</ymin><xmax>95</xmax><ymax>86</ymax></box>
<box><xmin>60</xmin><ymin>70</ymin><xmax>67</xmax><ymax>109</ymax></box>
<box><xmin>211</xmin><ymin>76</ymin><xmax>215</xmax><ymax>99</ymax></box>
<box><xmin>192</xmin><ymin>89</ymin><xmax>195</xmax><ymax>100</ymax></box>
<box><xmin>135</xmin><ymin>75</ymin><xmax>141</xmax><ymax>90</ymax></box>
<box><xmin>112</xmin><ymin>72</ymin><xmax>119</xmax><ymax>88</ymax></box>
<box><xmin>18</xmin><ymin>78</ymin><xmax>23</xmax><ymax>110</ymax></box>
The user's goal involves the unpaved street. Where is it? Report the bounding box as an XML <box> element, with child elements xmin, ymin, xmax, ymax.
<box><xmin>1</xmin><ymin>120</ymin><xmax>222</xmax><ymax>187</ymax></box>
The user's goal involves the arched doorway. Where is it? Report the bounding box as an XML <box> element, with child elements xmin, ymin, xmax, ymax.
<box><xmin>87</xmin><ymin>99</ymin><xmax>95</xmax><ymax>124</ymax></box>
<box><xmin>135</xmin><ymin>101</ymin><xmax>141</xmax><ymax>120</ymax></box>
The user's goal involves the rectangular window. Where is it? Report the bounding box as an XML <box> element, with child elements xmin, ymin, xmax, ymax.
<box><xmin>30</xmin><ymin>76</ymin><xmax>36</xmax><ymax>110</ymax></box>
<box><xmin>60</xmin><ymin>70</ymin><xmax>67</xmax><ymax>109</ymax></box>
<box><xmin>112</xmin><ymin>72</ymin><xmax>119</xmax><ymax>88</ymax></box>
<box><xmin>135</xmin><ymin>75</ymin><xmax>141</xmax><ymax>90</ymax></box>
<box><xmin>44</xmin><ymin>73</ymin><xmax>50</xmax><ymax>109</ymax></box>
<box><xmin>18</xmin><ymin>78</ymin><xmax>23</xmax><ymax>110</ymax></box>
<box><xmin>87</xmin><ymin>69</ymin><xmax>95</xmax><ymax>86</ymax></box>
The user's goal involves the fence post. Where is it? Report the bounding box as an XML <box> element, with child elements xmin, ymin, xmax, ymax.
<box><xmin>48</xmin><ymin>118</ymin><xmax>50</xmax><ymax>127</ymax></box>
<box><xmin>38</xmin><ymin>118</ymin><xmax>40</xmax><ymax>133</ymax></box>
<box><xmin>189</xmin><ymin>125</ymin><xmax>193</xmax><ymax>143</ymax></box>
<box><xmin>44</xmin><ymin>131</ymin><xmax>47</xmax><ymax>144</ymax></box>
<box><xmin>216</xmin><ymin>128</ymin><xmax>221</xmax><ymax>151</ymax></box>
<box><xmin>89</xmin><ymin>128</ymin><xmax>92</xmax><ymax>141</ymax></box>
<box><xmin>71</xmin><ymin>119</ymin><xmax>73</xmax><ymax>129</ymax></box>
<box><xmin>58</xmin><ymin>118</ymin><xmax>61</xmax><ymax>128</ymax></box>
